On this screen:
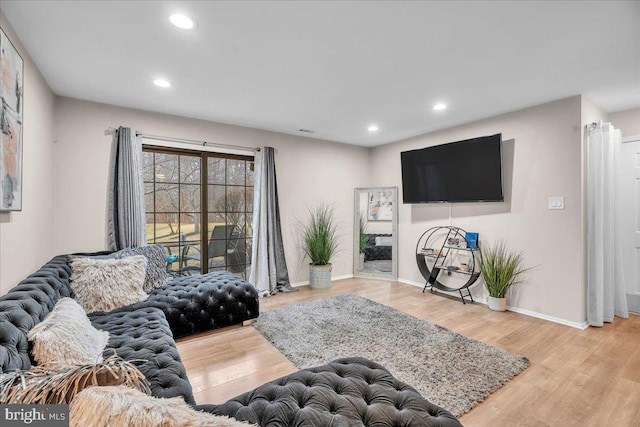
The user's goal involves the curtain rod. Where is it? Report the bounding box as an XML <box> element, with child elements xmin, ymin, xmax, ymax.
<box><xmin>104</xmin><ymin>127</ymin><xmax>260</xmax><ymax>152</ymax></box>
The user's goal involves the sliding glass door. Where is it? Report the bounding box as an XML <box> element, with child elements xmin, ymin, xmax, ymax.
<box><xmin>142</xmin><ymin>147</ymin><xmax>253</xmax><ymax>278</ymax></box>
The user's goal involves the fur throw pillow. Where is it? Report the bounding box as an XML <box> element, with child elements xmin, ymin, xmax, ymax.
<box><xmin>117</xmin><ymin>245</ymin><xmax>170</xmax><ymax>292</ymax></box>
<box><xmin>27</xmin><ymin>298</ymin><xmax>109</xmax><ymax>367</ymax></box>
<box><xmin>70</xmin><ymin>256</ymin><xmax>148</xmax><ymax>313</ymax></box>
<box><xmin>70</xmin><ymin>386</ymin><xmax>255</xmax><ymax>427</ymax></box>
<box><xmin>0</xmin><ymin>353</ymin><xmax>149</xmax><ymax>404</ymax></box>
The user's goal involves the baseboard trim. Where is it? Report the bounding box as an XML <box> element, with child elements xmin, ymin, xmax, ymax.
<box><xmin>504</xmin><ymin>305</ymin><xmax>589</xmax><ymax>330</ymax></box>
<box><xmin>291</xmin><ymin>274</ymin><xmax>354</xmax><ymax>288</ymax></box>
<box><xmin>398</xmin><ymin>278</ymin><xmax>589</xmax><ymax>330</ymax></box>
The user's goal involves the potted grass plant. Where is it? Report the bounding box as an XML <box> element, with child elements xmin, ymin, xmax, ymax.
<box><xmin>477</xmin><ymin>240</ymin><xmax>531</xmax><ymax>311</ymax></box>
<box><xmin>301</xmin><ymin>203</ymin><xmax>339</xmax><ymax>289</ymax></box>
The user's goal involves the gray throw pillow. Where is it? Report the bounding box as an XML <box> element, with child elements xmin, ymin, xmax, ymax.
<box><xmin>117</xmin><ymin>244</ymin><xmax>169</xmax><ymax>292</ymax></box>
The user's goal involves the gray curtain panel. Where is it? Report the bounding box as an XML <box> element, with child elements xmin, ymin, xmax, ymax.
<box><xmin>107</xmin><ymin>127</ymin><xmax>146</xmax><ymax>250</ymax></box>
<box><xmin>250</xmin><ymin>147</ymin><xmax>295</xmax><ymax>295</ymax></box>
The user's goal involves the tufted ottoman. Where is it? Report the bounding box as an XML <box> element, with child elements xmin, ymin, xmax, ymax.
<box><xmin>143</xmin><ymin>272</ymin><xmax>259</xmax><ymax>338</ymax></box>
<box><xmin>197</xmin><ymin>357</ymin><xmax>462</xmax><ymax>427</ymax></box>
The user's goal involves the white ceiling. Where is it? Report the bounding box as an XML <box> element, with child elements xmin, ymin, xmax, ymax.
<box><xmin>3</xmin><ymin>1</ymin><xmax>639</xmax><ymax>147</ymax></box>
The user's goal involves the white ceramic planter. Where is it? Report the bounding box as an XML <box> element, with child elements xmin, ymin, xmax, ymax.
<box><xmin>359</xmin><ymin>253</ymin><xmax>365</xmax><ymax>271</ymax></box>
<box><xmin>488</xmin><ymin>296</ymin><xmax>507</xmax><ymax>312</ymax></box>
<box><xmin>309</xmin><ymin>264</ymin><xmax>332</xmax><ymax>290</ymax></box>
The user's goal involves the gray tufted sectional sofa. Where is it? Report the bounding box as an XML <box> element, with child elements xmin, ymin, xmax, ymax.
<box><xmin>0</xmin><ymin>253</ymin><xmax>259</xmax><ymax>404</ymax></box>
<box><xmin>0</xmin><ymin>254</ymin><xmax>463</xmax><ymax>426</ymax></box>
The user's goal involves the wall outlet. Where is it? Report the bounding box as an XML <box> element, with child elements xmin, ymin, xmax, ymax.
<box><xmin>548</xmin><ymin>196</ymin><xmax>564</xmax><ymax>210</ymax></box>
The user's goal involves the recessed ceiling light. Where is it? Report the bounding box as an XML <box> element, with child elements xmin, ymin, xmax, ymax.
<box><xmin>153</xmin><ymin>78</ymin><xmax>171</xmax><ymax>88</ymax></box>
<box><xmin>170</xmin><ymin>14</ymin><xmax>195</xmax><ymax>29</ymax></box>
<box><xmin>368</xmin><ymin>125</ymin><xmax>379</xmax><ymax>132</ymax></box>
<box><xmin>433</xmin><ymin>103</ymin><xmax>447</xmax><ymax>111</ymax></box>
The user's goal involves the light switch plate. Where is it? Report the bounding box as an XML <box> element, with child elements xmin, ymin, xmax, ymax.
<box><xmin>549</xmin><ymin>196</ymin><xmax>564</xmax><ymax>210</ymax></box>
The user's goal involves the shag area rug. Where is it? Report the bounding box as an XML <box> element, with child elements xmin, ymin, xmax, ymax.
<box><xmin>255</xmin><ymin>294</ymin><xmax>529</xmax><ymax>416</ymax></box>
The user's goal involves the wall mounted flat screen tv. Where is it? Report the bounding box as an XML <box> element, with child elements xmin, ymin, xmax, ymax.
<box><xmin>401</xmin><ymin>133</ymin><xmax>504</xmax><ymax>203</ymax></box>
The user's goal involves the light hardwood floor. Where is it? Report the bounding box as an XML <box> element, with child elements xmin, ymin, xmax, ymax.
<box><xmin>176</xmin><ymin>278</ymin><xmax>640</xmax><ymax>427</ymax></box>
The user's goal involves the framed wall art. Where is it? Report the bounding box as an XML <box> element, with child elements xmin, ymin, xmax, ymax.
<box><xmin>367</xmin><ymin>189</ymin><xmax>394</xmax><ymax>221</ymax></box>
<box><xmin>0</xmin><ymin>27</ymin><xmax>24</xmax><ymax>211</ymax></box>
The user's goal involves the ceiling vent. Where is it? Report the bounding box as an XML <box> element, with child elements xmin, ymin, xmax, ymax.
<box><xmin>298</xmin><ymin>129</ymin><xmax>316</xmax><ymax>134</ymax></box>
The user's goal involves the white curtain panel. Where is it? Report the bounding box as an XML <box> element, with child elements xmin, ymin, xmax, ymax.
<box><xmin>107</xmin><ymin>127</ymin><xmax>146</xmax><ymax>250</ymax></box>
<box><xmin>250</xmin><ymin>149</ymin><xmax>269</xmax><ymax>294</ymax></box>
<box><xmin>249</xmin><ymin>147</ymin><xmax>294</xmax><ymax>296</ymax></box>
<box><xmin>587</xmin><ymin>122</ymin><xmax>628</xmax><ymax>326</ymax></box>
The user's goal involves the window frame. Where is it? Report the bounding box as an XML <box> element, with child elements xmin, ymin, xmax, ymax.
<box><xmin>142</xmin><ymin>144</ymin><xmax>254</xmax><ymax>277</ymax></box>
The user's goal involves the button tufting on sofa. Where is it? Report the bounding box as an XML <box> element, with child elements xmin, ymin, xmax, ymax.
<box><xmin>197</xmin><ymin>357</ymin><xmax>462</xmax><ymax>427</ymax></box>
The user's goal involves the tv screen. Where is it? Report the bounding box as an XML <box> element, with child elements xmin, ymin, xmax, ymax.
<box><xmin>401</xmin><ymin>133</ymin><xmax>503</xmax><ymax>203</ymax></box>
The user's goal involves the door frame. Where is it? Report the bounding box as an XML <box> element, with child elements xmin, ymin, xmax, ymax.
<box><xmin>620</xmin><ymin>134</ymin><xmax>640</xmax><ymax>314</ymax></box>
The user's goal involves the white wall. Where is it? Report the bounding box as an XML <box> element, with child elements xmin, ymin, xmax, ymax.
<box><xmin>610</xmin><ymin>107</ymin><xmax>640</xmax><ymax>138</ymax></box>
<box><xmin>370</xmin><ymin>96</ymin><xmax>586</xmax><ymax>325</ymax></box>
<box><xmin>53</xmin><ymin>97</ymin><xmax>371</xmax><ymax>285</ymax></box>
<box><xmin>0</xmin><ymin>14</ymin><xmax>55</xmax><ymax>294</ymax></box>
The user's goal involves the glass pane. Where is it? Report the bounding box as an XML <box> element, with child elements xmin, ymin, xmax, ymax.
<box><xmin>226</xmin><ymin>187</ymin><xmax>245</xmax><ymax>212</ymax></box>
<box><xmin>246</xmin><ymin>238</ymin><xmax>253</xmax><ymax>259</ymax></box>
<box><xmin>180</xmin><ymin>155</ymin><xmax>200</xmax><ymax>183</ymax></box>
<box><xmin>227</xmin><ymin>213</ymin><xmax>245</xmax><ymax>237</ymax></box>
<box><xmin>207</xmin><ymin>214</ymin><xmax>226</xmax><ymax>237</ymax></box>
<box><xmin>246</xmin><ymin>161</ymin><xmax>255</xmax><ymax>185</ymax></box>
<box><xmin>227</xmin><ymin>159</ymin><xmax>245</xmax><ymax>185</ymax></box>
<box><xmin>208</xmin><ymin>185</ymin><xmax>225</xmax><ymax>212</ymax></box>
<box><xmin>180</xmin><ymin>184</ymin><xmax>201</xmax><ymax>212</ymax></box>
<box><xmin>180</xmin><ymin>242</ymin><xmax>201</xmax><ymax>274</ymax></box>
<box><xmin>155</xmin><ymin>213</ymin><xmax>179</xmax><ymax>243</ymax></box>
<box><xmin>208</xmin><ymin>157</ymin><xmax>225</xmax><ymax>184</ymax></box>
<box><xmin>180</xmin><ymin>213</ymin><xmax>201</xmax><ymax>244</ymax></box>
<box><xmin>145</xmin><ymin>213</ymin><xmax>155</xmax><ymax>243</ymax></box>
<box><xmin>155</xmin><ymin>184</ymin><xmax>179</xmax><ymax>212</ymax></box>
<box><xmin>143</xmin><ymin>151</ymin><xmax>154</xmax><ymax>182</ymax></box>
<box><xmin>229</xmin><ymin>239</ymin><xmax>249</xmax><ymax>265</ymax></box>
<box><xmin>155</xmin><ymin>153</ymin><xmax>179</xmax><ymax>182</ymax></box>
<box><xmin>144</xmin><ymin>183</ymin><xmax>155</xmax><ymax>213</ymax></box>
<box><xmin>246</xmin><ymin>213</ymin><xmax>253</xmax><ymax>237</ymax></box>
<box><xmin>246</xmin><ymin>187</ymin><xmax>254</xmax><ymax>212</ymax></box>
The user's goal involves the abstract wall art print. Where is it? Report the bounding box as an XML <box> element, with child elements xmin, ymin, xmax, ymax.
<box><xmin>0</xmin><ymin>27</ymin><xmax>23</xmax><ymax>211</ymax></box>
<box><xmin>368</xmin><ymin>190</ymin><xmax>393</xmax><ymax>221</ymax></box>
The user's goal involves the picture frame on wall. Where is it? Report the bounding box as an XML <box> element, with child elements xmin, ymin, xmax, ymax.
<box><xmin>0</xmin><ymin>27</ymin><xmax>24</xmax><ymax>212</ymax></box>
<box><xmin>368</xmin><ymin>190</ymin><xmax>393</xmax><ymax>221</ymax></box>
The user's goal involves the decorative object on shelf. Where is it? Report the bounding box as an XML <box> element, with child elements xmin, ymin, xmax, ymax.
<box><xmin>300</xmin><ymin>203</ymin><xmax>339</xmax><ymax>289</ymax></box>
<box><xmin>465</xmin><ymin>232</ymin><xmax>479</xmax><ymax>249</ymax></box>
<box><xmin>447</xmin><ymin>237</ymin><xmax>461</xmax><ymax>247</ymax></box>
<box><xmin>367</xmin><ymin>189</ymin><xmax>394</xmax><ymax>221</ymax></box>
<box><xmin>477</xmin><ymin>240</ymin><xmax>531</xmax><ymax>312</ymax></box>
<box><xmin>0</xmin><ymin>27</ymin><xmax>24</xmax><ymax>212</ymax></box>
<box><xmin>416</xmin><ymin>226</ymin><xmax>481</xmax><ymax>303</ymax></box>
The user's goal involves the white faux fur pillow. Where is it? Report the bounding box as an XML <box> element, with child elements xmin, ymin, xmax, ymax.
<box><xmin>70</xmin><ymin>256</ymin><xmax>149</xmax><ymax>313</ymax></box>
<box><xmin>71</xmin><ymin>386</ymin><xmax>255</xmax><ymax>427</ymax></box>
<box><xmin>27</xmin><ymin>298</ymin><xmax>109</xmax><ymax>367</ymax></box>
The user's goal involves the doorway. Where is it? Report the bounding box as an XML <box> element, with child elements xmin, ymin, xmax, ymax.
<box><xmin>619</xmin><ymin>135</ymin><xmax>640</xmax><ymax>314</ymax></box>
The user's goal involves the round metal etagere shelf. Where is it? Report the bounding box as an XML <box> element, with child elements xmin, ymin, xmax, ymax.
<box><xmin>415</xmin><ymin>226</ymin><xmax>480</xmax><ymax>304</ymax></box>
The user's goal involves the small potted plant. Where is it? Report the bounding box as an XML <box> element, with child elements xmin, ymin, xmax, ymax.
<box><xmin>477</xmin><ymin>240</ymin><xmax>531</xmax><ymax>311</ymax></box>
<box><xmin>301</xmin><ymin>203</ymin><xmax>339</xmax><ymax>289</ymax></box>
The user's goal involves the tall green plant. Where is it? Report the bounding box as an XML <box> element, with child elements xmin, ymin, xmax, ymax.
<box><xmin>478</xmin><ymin>241</ymin><xmax>531</xmax><ymax>298</ymax></box>
<box><xmin>301</xmin><ymin>204</ymin><xmax>339</xmax><ymax>265</ymax></box>
<box><xmin>358</xmin><ymin>213</ymin><xmax>368</xmax><ymax>254</ymax></box>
